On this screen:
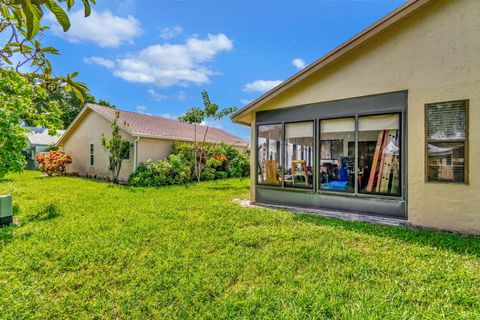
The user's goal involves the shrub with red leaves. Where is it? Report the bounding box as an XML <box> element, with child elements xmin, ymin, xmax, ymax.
<box><xmin>35</xmin><ymin>150</ymin><xmax>72</xmax><ymax>176</ymax></box>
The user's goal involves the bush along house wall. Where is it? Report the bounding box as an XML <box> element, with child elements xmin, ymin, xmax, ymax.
<box><xmin>128</xmin><ymin>142</ymin><xmax>250</xmax><ymax>187</ymax></box>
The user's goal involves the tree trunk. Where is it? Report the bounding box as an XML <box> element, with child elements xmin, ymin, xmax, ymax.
<box><xmin>113</xmin><ymin>161</ymin><xmax>122</xmax><ymax>184</ymax></box>
<box><xmin>197</xmin><ymin>124</ymin><xmax>210</xmax><ymax>181</ymax></box>
<box><xmin>194</xmin><ymin>124</ymin><xmax>200</xmax><ymax>182</ymax></box>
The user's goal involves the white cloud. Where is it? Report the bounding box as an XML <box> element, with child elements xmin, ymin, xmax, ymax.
<box><xmin>83</xmin><ymin>56</ymin><xmax>115</xmax><ymax>69</ymax></box>
<box><xmin>292</xmin><ymin>58</ymin><xmax>306</xmax><ymax>70</ymax></box>
<box><xmin>240</xmin><ymin>99</ymin><xmax>252</xmax><ymax>105</ymax></box>
<box><xmin>243</xmin><ymin>80</ymin><xmax>282</xmax><ymax>93</ymax></box>
<box><xmin>201</xmin><ymin>121</ymin><xmax>223</xmax><ymax>129</ymax></box>
<box><xmin>159</xmin><ymin>26</ymin><xmax>183</xmax><ymax>40</ymax></box>
<box><xmin>49</xmin><ymin>10</ymin><xmax>142</xmax><ymax>47</ymax></box>
<box><xmin>113</xmin><ymin>33</ymin><xmax>233</xmax><ymax>87</ymax></box>
<box><xmin>147</xmin><ymin>89</ymin><xmax>168</xmax><ymax>102</ymax></box>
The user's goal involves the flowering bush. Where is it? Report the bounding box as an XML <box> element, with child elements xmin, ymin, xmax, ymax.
<box><xmin>35</xmin><ymin>150</ymin><xmax>72</xmax><ymax>176</ymax></box>
<box><xmin>130</xmin><ymin>142</ymin><xmax>250</xmax><ymax>187</ymax></box>
<box><xmin>172</xmin><ymin>142</ymin><xmax>250</xmax><ymax>180</ymax></box>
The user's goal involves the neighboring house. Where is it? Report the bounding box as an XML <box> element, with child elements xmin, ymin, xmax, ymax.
<box><xmin>57</xmin><ymin>104</ymin><xmax>248</xmax><ymax>181</ymax></box>
<box><xmin>231</xmin><ymin>0</ymin><xmax>480</xmax><ymax>233</ymax></box>
<box><xmin>26</xmin><ymin>127</ymin><xmax>65</xmax><ymax>169</ymax></box>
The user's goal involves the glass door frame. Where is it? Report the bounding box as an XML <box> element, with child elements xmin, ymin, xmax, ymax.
<box><xmin>316</xmin><ymin>111</ymin><xmax>403</xmax><ymax>200</ymax></box>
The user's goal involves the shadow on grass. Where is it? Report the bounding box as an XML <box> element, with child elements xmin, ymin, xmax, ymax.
<box><xmin>0</xmin><ymin>225</ymin><xmax>15</xmax><ymax>249</ymax></box>
<box><xmin>27</xmin><ymin>203</ymin><xmax>61</xmax><ymax>222</ymax></box>
<box><xmin>12</xmin><ymin>203</ymin><xmax>20</xmax><ymax>215</ymax></box>
<box><xmin>33</xmin><ymin>176</ymin><xmax>57</xmax><ymax>180</ymax></box>
<box><xmin>207</xmin><ymin>184</ymin><xmax>250</xmax><ymax>191</ymax></box>
<box><xmin>295</xmin><ymin>213</ymin><xmax>480</xmax><ymax>258</ymax></box>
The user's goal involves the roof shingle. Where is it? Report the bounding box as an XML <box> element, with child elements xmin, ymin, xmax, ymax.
<box><xmin>89</xmin><ymin>104</ymin><xmax>247</xmax><ymax>147</ymax></box>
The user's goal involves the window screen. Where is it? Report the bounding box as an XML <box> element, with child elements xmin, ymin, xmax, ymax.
<box><xmin>426</xmin><ymin>100</ymin><xmax>467</xmax><ymax>183</ymax></box>
<box><xmin>284</xmin><ymin>121</ymin><xmax>314</xmax><ymax>189</ymax></box>
<box><xmin>320</xmin><ymin>118</ymin><xmax>355</xmax><ymax>193</ymax></box>
<box><xmin>358</xmin><ymin>114</ymin><xmax>401</xmax><ymax>196</ymax></box>
<box><xmin>257</xmin><ymin>124</ymin><xmax>282</xmax><ymax>185</ymax></box>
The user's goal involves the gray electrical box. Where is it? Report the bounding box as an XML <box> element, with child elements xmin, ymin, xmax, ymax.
<box><xmin>0</xmin><ymin>195</ymin><xmax>13</xmax><ymax>226</ymax></box>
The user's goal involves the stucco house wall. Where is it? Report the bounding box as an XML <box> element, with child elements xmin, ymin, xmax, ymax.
<box><xmin>137</xmin><ymin>137</ymin><xmax>174</xmax><ymax>164</ymax></box>
<box><xmin>59</xmin><ymin>104</ymin><xmax>248</xmax><ymax>182</ymax></box>
<box><xmin>62</xmin><ymin>109</ymin><xmax>135</xmax><ymax>181</ymax></box>
<box><xmin>239</xmin><ymin>0</ymin><xmax>480</xmax><ymax>233</ymax></box>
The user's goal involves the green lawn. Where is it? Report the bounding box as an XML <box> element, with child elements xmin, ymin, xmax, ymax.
<box><xmin>0</xmin><ymin>171</ymin><xmax>479</xmax><ymax>319</ymax></box>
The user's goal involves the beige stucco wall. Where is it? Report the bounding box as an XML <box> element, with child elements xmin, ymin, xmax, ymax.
<box><xmin>245</xmin><ymin>0</ymin><xmax>480</xmax><ymax>233</ymax></box>
<box><xmin>137</xmin><ymin>137</ymin><xmax>173</xmax><ymax>163</ymax></box>
<box><xmin>61</xmin><ymin>109</ymin><xmax>135</xmax><ymax>181</ymax></box>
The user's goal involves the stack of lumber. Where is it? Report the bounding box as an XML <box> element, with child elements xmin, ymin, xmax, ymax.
<box><xmin>366</xmin><ymin>130</ymin><xmax>400</xmax><ymax>194</ymax></box>
<box><xmin>264</xmin><ymin>160</ymin><xmax>279</xmax><ymax>184</ymax></box>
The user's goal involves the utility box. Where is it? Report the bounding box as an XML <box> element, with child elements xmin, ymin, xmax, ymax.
<box><xmin>0</xmin><ymin>195</ymin><xmax>13</xmax><ymax>226</ymax></box>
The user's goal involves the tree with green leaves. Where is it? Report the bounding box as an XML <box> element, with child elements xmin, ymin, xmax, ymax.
<box><xmin>101</xmin><ymin>111</ymin><xmax>130</xmax><ymax>184</ymax></box>
<box><xmin>0</xmin><ymin>68</ymin><xmax>62</xmax><ymax>178</ymax></box>
<box><xmin>0</xmin><ymin>0</ymin><xmax>96</xmax><ymax>101</ymax></box>
<box><xmin>46</xmin><ymin>89</ymin><xmax>115</xmax><ymax>128</ymax></box>
<box><xmin>178</xmin><ymin>106</ymin><xmax>204</xmax><ymax>181</ymax></box>
<box><xmin>178</xmin><ymin>90</ymin><xmax>237</xmax><ymax>181</ymax></box>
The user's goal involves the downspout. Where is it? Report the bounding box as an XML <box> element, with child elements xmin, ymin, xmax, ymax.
<box><xmin>133</xmin><ymin>136</ymin><xmax>139</xmax><ymax>172</ymax></box>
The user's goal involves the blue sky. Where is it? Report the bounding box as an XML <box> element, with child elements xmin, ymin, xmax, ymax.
<box><xmin>46</xmin><ymin>0</ymin><xmax>406</xmax><ymax>140</ymax></box>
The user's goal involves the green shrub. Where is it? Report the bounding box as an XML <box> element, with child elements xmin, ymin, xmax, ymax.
<box><xmin>214</xmin><ymin>170</ymin><xmax>228</xmax><ymax>180</ymax></box>
<box><xmin>200</xmin><ymin>167</ymin><xmax>216</xmax><ymax>181</ymax></box>
<box><xmin>128</xmin><ymin>154</ymin><xmax>191</xmax><ymax>187</ymax></box>
<box><xmin>171</xmin><ymin>142</ymin><xmax>196</xmax><ymax>164</ymax></box>
<box><xmin>131</xmin><ymin>142</ymin><xmax>249</xmax><ymax>186</ymax></box>
<box><xmin>172</xmin><ymin>141</ymin><xmax>250</xmax><ymax>180</ymax></box>
<box><xmin>228</xmin><ymin>153</ymin><xmax>250</xmax><ymax>177</ymax></box>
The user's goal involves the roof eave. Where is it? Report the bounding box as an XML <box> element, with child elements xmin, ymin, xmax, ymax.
<box><xmin>134</xmin><ymin>132</ymin><xmax>248</xmax><ymax>146</ymax></box>
<box><xmin>56</xmin><ymin>105</ymin><xmax>90</xmax><ymax>146</ymax></box>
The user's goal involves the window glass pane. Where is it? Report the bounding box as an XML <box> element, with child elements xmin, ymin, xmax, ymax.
<box><xmin>257</xmin><ymin>124</ymin><xmax>282</xmax><ymax>185</ymax></box>
<box><xmin>320</xmin><ymin>118</ymin><xmax>355</xmax><ymax>193</ymax></box>
<box><xmin>426</xmin><ymin>101</ymin><xmax>466</xmax><ymax>140</ymax></box>
<box><xmin>358</xmin><ymin>114</ymin><xmax>401</xmax><ymax>196</ymax></box>
<box><xmin>123</xmin><ymin>144</ymin><xmax>130</xmax><ymax>160</ymax></box>
<box><xmin>427</xmin><ymin>142</ymin><xmax>465</xmax><ymax>182</ymax></box>
<box><xmin>426</xmin><ymin>100</ymin><xmax>466</xmax><ymax>183</ymax></box>
<box><xmin>284</xmin><ymin>122</ymin><xmax>314</xmax><ymax>188</ymax></box>
<box><xmin>89</xmin><ymin>144</ymin><xmax>94</xmax><ymax>166</ymax></box>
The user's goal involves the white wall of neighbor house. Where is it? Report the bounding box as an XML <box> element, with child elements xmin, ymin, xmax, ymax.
<box><xmin>246</xmin><ymin>0</ymin><xmax>480</xmax><ymax>233</ymax></box>
<box><xmin>61</xmin><ymin>109</ymin><xmax>135</xmax><ymax>181</ymax></box>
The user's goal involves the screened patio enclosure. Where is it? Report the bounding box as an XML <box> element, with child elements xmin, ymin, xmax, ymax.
<box><xmin>255</xmin><ymin>91</ymin><xmax>407</xmax><ymax>218</ymax></box>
